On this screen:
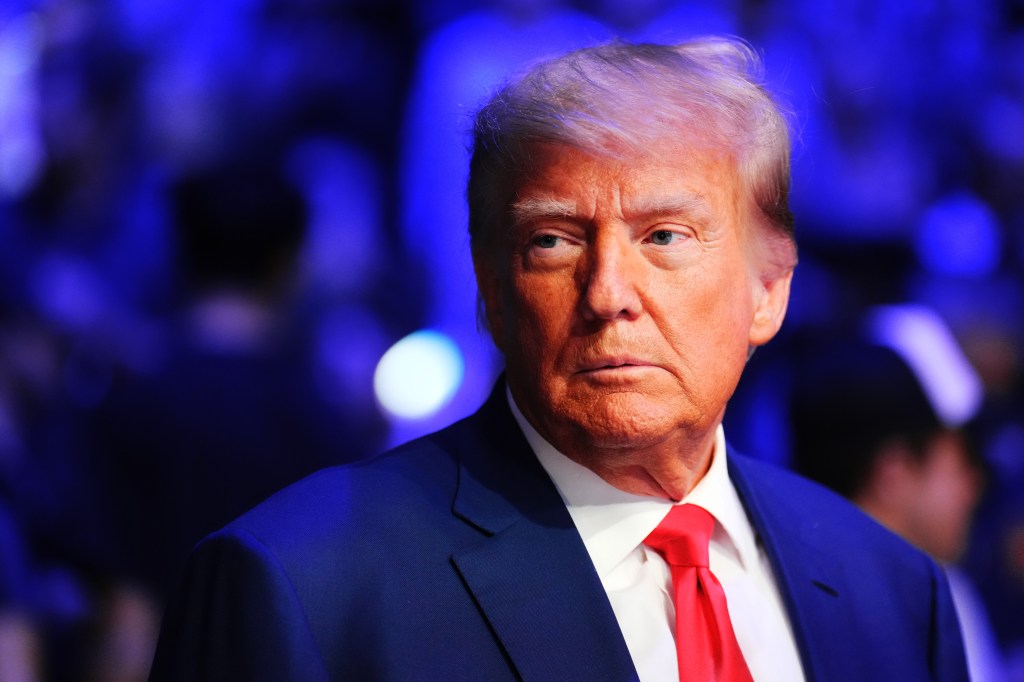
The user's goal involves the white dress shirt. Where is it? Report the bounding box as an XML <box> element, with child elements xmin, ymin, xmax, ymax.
<box><xmin>508</xmin><ymin>393</ymin><xmax>805</xmax><ymax>682</ymax></box>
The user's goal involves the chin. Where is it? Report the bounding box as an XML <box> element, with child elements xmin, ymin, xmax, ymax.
<box><xmin>560</xmin><ymin>392</ymin><xmax>687</xmax><ymax>448</ymax></box>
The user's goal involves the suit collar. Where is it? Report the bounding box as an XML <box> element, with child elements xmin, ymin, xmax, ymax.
<box><xmin>449</xmin><ymin>380</ymin><xmax>639</xmax><ymax>681</ymax></box>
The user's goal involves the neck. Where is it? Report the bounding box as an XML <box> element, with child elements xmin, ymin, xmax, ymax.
<box><xmin>856</xmin><ymin>494</ymin><xmax>910</xmax><ymax>542</ymax></box>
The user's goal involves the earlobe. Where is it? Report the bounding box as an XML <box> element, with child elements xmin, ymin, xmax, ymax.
<box><xmin>748</xmin><ymin>268</ymin><xmax>793</xmax><ymax>347</ymax></box>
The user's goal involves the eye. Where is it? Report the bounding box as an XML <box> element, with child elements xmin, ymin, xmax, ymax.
<box><xmin>524</xmin><ymin>231</ymin><xmax>579</xmax><ymax>267</ymax></box>
<box><xmin>648</xmin><ymin>229</ymin><xmax>677</xmax><ymax>246</ymax></box>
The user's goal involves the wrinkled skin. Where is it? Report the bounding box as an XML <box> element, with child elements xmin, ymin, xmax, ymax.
<box><xmin>475</xmin><ymin>142</ymin><xmax>794</xmax><ymax>500</ymax></box>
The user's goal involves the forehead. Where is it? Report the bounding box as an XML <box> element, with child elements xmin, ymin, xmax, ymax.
<box><xmin>511</xmin><ymin>141</ymin><xmax>743</xmax><ymax>217</ymax></box>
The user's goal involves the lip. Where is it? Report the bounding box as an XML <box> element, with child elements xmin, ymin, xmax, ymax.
<box><xmin>577</xmin><ymin>356</ymin><xmax>658</xmax><ymax>372</ymax></box>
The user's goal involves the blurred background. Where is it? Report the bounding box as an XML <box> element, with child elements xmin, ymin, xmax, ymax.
<box><xmin>0</xmin><ymin>0</ymin><xmax>1022</xmax><ymax>679</ymax></box>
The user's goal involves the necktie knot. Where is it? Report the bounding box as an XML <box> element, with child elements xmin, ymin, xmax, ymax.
<box><xmin>643</xmin><ymin>504</ymin><xmax>713</xmax><ymax>568</ymax></box>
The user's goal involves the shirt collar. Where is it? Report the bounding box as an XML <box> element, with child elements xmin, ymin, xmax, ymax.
<box><xmin>507</xmin><ymin>387</ymin><xmax>760</xmax><ymax>577</ymax></box>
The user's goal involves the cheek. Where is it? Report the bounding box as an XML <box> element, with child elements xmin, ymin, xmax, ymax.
<box><xmin>506</xmin><ymin>274</ymin><xmax>574</xmax><ymax>361</ymax></box>
<box><xmin>664</xmin><ymin>263</ymin><xmax>754</xmax><ymax>346</ymax></box>
<box><xmin>931</xmin><ymin>471</ymin><xmax>978</xmax><ymax>517</ymax></box>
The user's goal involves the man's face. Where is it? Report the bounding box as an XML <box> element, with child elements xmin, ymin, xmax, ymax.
<box><xmin>902</xmin><ymin>431</ymin><xmax>982</xmax><ymax>563</ymax></box>
<box><xmin>476</xmin><ymin>142</ymin><xmax>793</xmax><ymax>457</ymax></box>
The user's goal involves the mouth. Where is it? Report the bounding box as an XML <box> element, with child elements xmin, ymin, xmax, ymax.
<box><xmin>578</xmin><ymin>357</ymin><xmax>655</xmax><ymax>373</ymax></box>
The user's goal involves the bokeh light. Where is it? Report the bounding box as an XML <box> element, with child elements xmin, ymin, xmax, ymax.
<box><xmin>373</xmin><ymin>329</ymin><xmax>465</xmax><ymax>420</ymax></box>
<box><xmin>915</xmin><ymin>192</ymin><xmax>1002</xmax><ymax>278</ymax></box>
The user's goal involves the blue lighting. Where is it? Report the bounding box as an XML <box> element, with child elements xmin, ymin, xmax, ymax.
<box><xmin>865</xmin><ymin>304</ymin><xmax>983</xmax><ymax>427</ymax></box>
<box><xmin>914</xmin><ymin>191</ymin><xmax>1002</xmax><ymax>278</ymax></box>
<box><xmin>0</xmin><ymin>11</ymin><xmax>44</xmax><ymax>197</ymax></box>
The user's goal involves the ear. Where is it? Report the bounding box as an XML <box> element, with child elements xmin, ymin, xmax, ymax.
<box><xmin>473</xmin><ymin>255</ymin><xmax>506</xmax><ymax>353</ymax></box>
<box><xmin>748</xmin><ymin>267</ymin><xmax>793</xmax><ymax>347</ymax></box>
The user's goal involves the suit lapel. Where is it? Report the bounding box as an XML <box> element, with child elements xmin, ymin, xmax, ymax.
<box><xmin>448</xmin><ymin>384</ymin><xmax>639</xmax><ymax>682</ymax></box>
<box><xmin>728</xmin><ymin>453</ymin><xmax>859</xmax><ymax>682</ymax></box>
<box><xmin>447</xmin><ymin>387</ymin><xmax>866</xmax><ymax>682</ymax></box>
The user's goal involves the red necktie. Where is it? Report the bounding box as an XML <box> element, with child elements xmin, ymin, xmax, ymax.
<box><xmin>644</xmin><ymin>504</ymin><xmax>754</xmax><ymax>682</ymax></box>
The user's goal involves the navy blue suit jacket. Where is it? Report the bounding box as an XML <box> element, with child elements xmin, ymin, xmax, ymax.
<box><xmin>151</xmin><ymin>382</ymin><xmax>968</xmax><ymax>681</ymax></box>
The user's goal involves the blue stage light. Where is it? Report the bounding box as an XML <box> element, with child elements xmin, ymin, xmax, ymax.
<box><xmin>914</xmin><ymin>192</ymin><xmax>1001</xmax><ymax>278</ymax></box>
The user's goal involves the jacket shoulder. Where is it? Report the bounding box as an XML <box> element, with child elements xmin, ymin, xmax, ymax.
<box><xmin>222</xmin><ymin>425</ymin><xmax>465</xmax><ymax>550</ymax></box>
<box><xmin>730</xmin><ymin>451</ymin><xmax>917</xmax><ymax>553</ymax></box>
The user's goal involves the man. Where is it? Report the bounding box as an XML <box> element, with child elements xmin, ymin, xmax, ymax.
<box><xmin>789</xmin><ymin>338</ymin><xmax>982</xmax><ymax>566</ymax></box>
<box><xmin>790</xmin><ymin>334</ymin><xmax>1004</xmax><ymax>681</ymax></box>
<box><xmin>151</xmin><ymin>38</ymin><xmax>968</xmax><ymax>681</ymax></box>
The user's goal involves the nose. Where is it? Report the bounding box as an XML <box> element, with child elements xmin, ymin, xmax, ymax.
<box><xmin>580</xmin><ymin>232</ymin><xmax>643</xmax><ymax>322</ymax></box>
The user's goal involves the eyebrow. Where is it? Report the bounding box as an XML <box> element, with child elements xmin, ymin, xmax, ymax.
<box><xmin>627</xmin><ymin>194</ymin><xmax>713</xmax><ymax>224</ymax></box>
<box><xmin>510</xmin><ymin>193</ymin><xmax>713</xmax><ymax>227</ymax></box>
<box><xmin>509</xmin><ymin>197</ymin><xmax>578</xmax><ymax>228</ymax></box>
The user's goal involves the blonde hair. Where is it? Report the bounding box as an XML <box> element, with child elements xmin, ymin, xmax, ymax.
<box><xmin>468</xmin><ymin>37</ymin><xmax>794</xmax><ymax>258</ymax></box>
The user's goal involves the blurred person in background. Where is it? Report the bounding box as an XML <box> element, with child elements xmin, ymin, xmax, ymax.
<box><xmin>74</xmin><ymin>151</ymin><xmax>385</xmax><ymax>680</ymax></box>
<box><xmin>790</xmin><ymin>329</ymin><xmax>1006</xmax><ymax>682</ymax></box>
<box><xmin>86</xmin><ymin>152</ymin><xmax>384</xmax><ymax>602</ymax></box>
